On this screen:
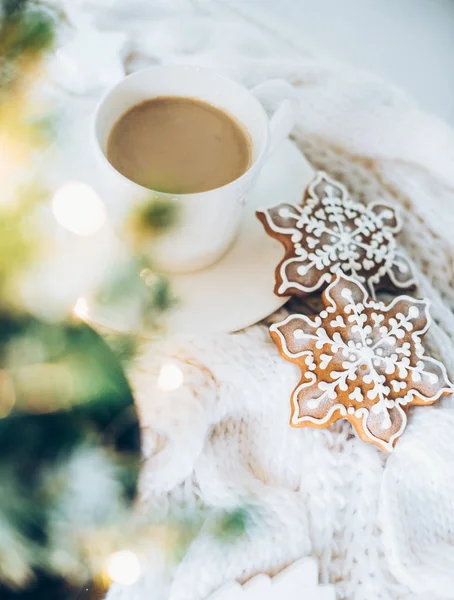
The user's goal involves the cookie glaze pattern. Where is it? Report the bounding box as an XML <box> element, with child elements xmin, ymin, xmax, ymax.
<box><xmin>257</xmin><ymin>171</ymin><xmax>415</xmax><ymax>298</ymax></box>
<box><xmin>270</xmin><ymin>272</ymin><xmax>452</xmax><ymax>451</ymax></box>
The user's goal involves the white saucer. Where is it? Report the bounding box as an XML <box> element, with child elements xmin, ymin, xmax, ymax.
<box><xmin>87</xmin><ymin>139</ymin><xmax>314</xmax><ymax>335</ymax></box>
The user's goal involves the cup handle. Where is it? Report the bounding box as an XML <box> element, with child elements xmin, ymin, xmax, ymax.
<box><xmin>251</xmin><ymin>79</ymin><xmax>299</xmax><ymax>155</ymax></box>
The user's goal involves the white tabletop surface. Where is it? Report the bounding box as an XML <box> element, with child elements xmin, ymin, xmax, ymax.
<box><xmin>225</xmin><ymin>0</ymin><xmax>454</xmax><ymax>126</ymax></box>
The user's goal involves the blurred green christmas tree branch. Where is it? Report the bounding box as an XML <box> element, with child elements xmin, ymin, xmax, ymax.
<box><xmin>0</xmin><ymin>2</ymin><xmax>250</xmax><ymax>598</ymax></box>
<box><xmin>0</xmin><ymin>0</ymin><xmax>55</xmax><ymax>89</ymax></box>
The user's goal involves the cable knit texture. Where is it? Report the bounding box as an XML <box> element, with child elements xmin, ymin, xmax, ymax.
<box><xmin>61</xmin><ymin>1</ymin><xmax>454</xmax><ymax>598</ymax></box>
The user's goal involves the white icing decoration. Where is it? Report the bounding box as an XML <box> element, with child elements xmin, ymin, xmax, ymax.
<box><xmin>408</xmin><ymin>306</ymin><xmax>419</xmax><ymax>318</ymax></box>
<box><xmin>341</xmin><ymin>288</ymin><xmax>352</xmax><ymax>299</ymax></box>
<box><xmin>330</xmin><ymin>315</ymin><xmax>346</xmax><ymax>328</ymax></box>
<box><xmin>349</xmin><ymin>388</ymin><xmax>363</xmax><ymax>402</ymax></box>
<box><xmin>270</xmin><ymin>272</ymin><xmax>454</xmax><ymax>452</ymax></box>
<box><xmin>320</xmin><ymin>353</ymin><xmax>332</xmax><ymax>369</ymax></box>
<box><xmin>258</xmin><ymin>171</ymin><xmax>418</xmax><ymax>297</ymax></box>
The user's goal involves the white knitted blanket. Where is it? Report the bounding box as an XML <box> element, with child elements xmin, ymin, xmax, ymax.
<box><xmin>62</xmin><ymin>1</ymin><xmax>454</xmax><ymax>599</ymax></box>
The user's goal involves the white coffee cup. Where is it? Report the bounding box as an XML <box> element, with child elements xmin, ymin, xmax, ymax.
<box><xmin>92</xmin><ymin>65</ymin><xmax>299</xmax><ymax>273</ymax></box>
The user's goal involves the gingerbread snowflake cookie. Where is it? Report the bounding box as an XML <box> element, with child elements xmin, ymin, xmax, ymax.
<box><xmin>256</xmin><ymin>171</ymin><xmax>415</xmax><ymax>298</ymax></box>
<box><xmin>270</xmin><ymin>271</ymin><xmax>452</xmax><ymax>451</ymax></box>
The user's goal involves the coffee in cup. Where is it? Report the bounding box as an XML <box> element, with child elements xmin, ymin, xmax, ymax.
<box><xmin>106</xmin><ymin>96</ymin><xmax>252</xmax><ymax>194</ymax></box>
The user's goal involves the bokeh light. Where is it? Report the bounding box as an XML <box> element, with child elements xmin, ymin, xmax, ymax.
<box><xmin>139</xmin><ymin>268</ymin><xmax>158</xmax><ymax>287</ymax></box>
<box><xmin>105</xmin><ymin>550</ymin><xmax>141</xmax><ymax>586</ymax></box>
<box><xmin>73</xmin><ymin>297</ymin><xmax>89</xmax><ymax>319</ymax></box>
<box><xmin>52</xmin><ymin>181</ymin><xmax>106</xmax><ymax>235</ymax></box>
<box><xmin>157</xmin><ymin>363</ymin><xmax>184</xmax><ymax>391</ymax></box>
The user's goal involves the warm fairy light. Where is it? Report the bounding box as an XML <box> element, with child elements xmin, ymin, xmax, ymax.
<box><xmin>139</xmin><ymin>268</ymin><xmax>158</xmax><ymax>287</ymax></box>
<box><xmin>73</xmin><ymin>297</ymin><xmax>89</xmax><ymax>319</ymax></box>
<box><xmin>52</xmin><ymin>181</ymin><xmax>106</xmax><ymax>235</ymax></box>
<box><xmin>157</xmin><ymin>363</ymin><xmax>184</xmax><ymax>391</ymax></box>
<box><xmin>105</xmin><ymin>550</ymin><xmax>141</xmax><ymax>585</ymax></box>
